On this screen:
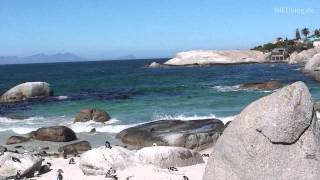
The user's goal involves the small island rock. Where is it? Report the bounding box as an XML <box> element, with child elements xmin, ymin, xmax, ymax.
<box><xmin>0</xmin><ymin>82</ymin><xmax>53</xmax><ymax>103</ymax></box>
<box><xmin>74</xmin><ymin>108</ymin><xmax>110</xmax><ymax>123</ymax></box>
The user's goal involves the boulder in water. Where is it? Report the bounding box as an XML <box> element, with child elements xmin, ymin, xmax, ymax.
<box><xmin>148</xmin><ymin>62</ymin><xmax>162</xmax><ymax>68</ymax></box>
<box><xmin>30</xmin><ymin>126</ymin><xmax>77</xmax><ymax>142</ymax></box>
<box><xmin>116</xmin><ymin>119</ymin><xmax>224</xmax><ymax>151</ymax></box>
<box><xmin>202</xmin><ymin>82</ymin><xmax>320</xmax><ymax>180</ymax></box>
<box><xmin>74</xmin><ymin>108</ymin><xmax>110</xmax><ymax>123</ymax></box>
<box><xmin>136</xmin><ymin>146</ymin><xmax>204</xmax><ymax>168</ymax></box>
<box><xmin>239</xmin><ymin>80</ymin><xmax>283</xmax><ymax>91</ymax></box>
<box><xmin>0</xmin><ymin>82</ymin><xmax>53</xmax><ymax>103</ymax></box>
<box><xmin>6</xmin><ymin>136</ymin><xmax>30</xmax><ymax>145</ymax></box>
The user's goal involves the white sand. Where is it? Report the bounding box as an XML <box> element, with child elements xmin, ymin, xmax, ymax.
<box><xmin>36</xmin><ymin>148</ymin><xmax>212</xmax><ymax>180</ymax></box>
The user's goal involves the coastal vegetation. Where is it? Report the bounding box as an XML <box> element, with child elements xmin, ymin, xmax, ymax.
<box><xmin>251</xmin><ymin>27</ymin><xmax>319</xmax><ymax>54</ymax></box>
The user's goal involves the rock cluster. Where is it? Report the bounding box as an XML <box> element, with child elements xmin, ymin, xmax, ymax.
<box><xmin>79</xmin><ymin>145</ymin><xmax>204</xmax><ymax>175</ymax></box>
<box><xmin>74</xmin><ymin>108</ymin><xmax>111</xmax><ymax>123</ymax></box>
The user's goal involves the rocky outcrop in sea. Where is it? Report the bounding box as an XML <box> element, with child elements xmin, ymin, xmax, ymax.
<box><xmin>0</xmin><ymin>82</ymin><xmax>53</xmax><ymax>103</ymax></box>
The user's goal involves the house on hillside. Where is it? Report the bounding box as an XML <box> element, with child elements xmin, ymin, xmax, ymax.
<box><xmin>307</xmin><ymin>35</ymin><xmax>320</xmax><ymax>47</ymax></box>
<box><xmin>269</xmin><ymin>48</ymin><xmax>288</xmax><ymax>61</ymax></box>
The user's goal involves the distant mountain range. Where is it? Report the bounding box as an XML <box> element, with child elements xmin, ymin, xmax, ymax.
<box><xmin>0</xmin><ymin>53</ymin><xmax>85</xmax><ymax>64</ymax></box>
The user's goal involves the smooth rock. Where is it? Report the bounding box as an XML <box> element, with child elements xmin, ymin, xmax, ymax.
<box><xmin>74</xmin><ymin>108</ymin><xmax>110</xmax><ymax>123</ymax></box>
<box><xmin>0</xmin><ymin>152</ymin><xmax>42</xmax><ymax>178</ymax></box>
<box><xmin>304</xmin><ymin>53</ymin><xmax>320</xmax><ymax>72</ymax></box>
<box><xmin>79</xmin><ymin>146</ymin><xmax>134</xmax><ymax>175</ymax></box>
<box><xmin>164</xmin><ymin>50</ymin><xmax>270</xmax><ymax>66</ymax></box>
<box><xmin>148</xmin><ymin>62</ymin><xmax>162</xmax><ymax>68</ymax></box>
<box><xmin>289</xmin><ymin>47</ymin><xmax>320</xmax><ymax>64</ymax></box>
<box><xmin>0</xmin><ymin>82</ymin><xmax>53</xmax><ymax>103</ymax></box>
<box><xmin>116</xmin><ymin>119</ymin><xmax>224</xmax><ymax>151</ymax></box>
<box><xmin>239</xmin><ymin>80</ymin><xmax>283</xmax><ymax>90</ymax></box>
<box><xmin>30</xmin><ymin>126</ymin><xmax>77</xmax><ymax>142</ymax></box>
<box><xmin>203</xmin><ymin>82</ymin><xmax>320</xmax><ymax>180</ymax></box>
<box><xmin>6</xmin><ymin>136</ymin><xmax>30</xmax><ymax>145</ymax></box>
<box><xmin>58</xmin><ymin>141</ymin><xmax>91</xmax><ymax>155</ymax></box>
<box><xmin>136</xmin><ymin>146</ymin><xmax>204</xmax><ymax>168</ymax></box>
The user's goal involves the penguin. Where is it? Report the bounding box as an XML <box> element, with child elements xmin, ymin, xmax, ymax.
<box><xmin>126</xmin><ymin>176</ymin><xmax>134</xmax><ymax>180</ymax></box>
<box><xmin>110</xmin><ymin>175</ymin><xmax>118</xmax><ymax>180</ymax></box>
<box><xmin>14</xmin><ymin>170</ymin><xmax>21</xmax><ymax>180</ymax></box>
<box><xmin>201</xmin><ymin>154</ymin><xmax>210</xmax><ymax>157</ymax></box>
<box><xmin>63</xmin><ymin>151</ymin><xmax>67</xmax><ymax>159</ymax></box>
<box><xmin>105</xmin><ymin>141</ymin><xmax>112</xmax><ymax>149</ymax></box>
<box><xmin>12</xmin><ymin>157</ymin><xmax>21</xmax><ymax>163</ymax></box>
<box><xmin>168</xmin><ymin>167</ymin><xmax>178</xmax><ymax>171</ymax></box>
<box><xmin>57</xmin><ymin>169</ymin><xmax>64</xmax><ymax>180</ymax></box>
<box><xmin>182</xmin><ymin>175</ymin><xmax>189</xmax><ymax>180</ymax></box>
<box><xmin>105</xmin><ymin>167</ymin><xmax>116</xmax><ymax>178</ymax></box>
<box><xmin>69</xmin><ymin>158</ymin><xmax>75</xmax><ymax>164</ymax></box>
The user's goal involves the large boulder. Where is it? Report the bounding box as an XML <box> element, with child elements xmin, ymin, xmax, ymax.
<box><xmin>0</xmin><ymin>82</ymin><xmax>53</xmax><ymax>103</ymax></box>
<box><xmin>136</xmin><ymin>146</ymin><xmax>204</xmax><ymax>168</ymax></box>
<box><xmin>30</xmin><ymin>126</ymin><xmax>77</xmax><ymax>142</ymax></box>
<box><xmin>74</xmin><ymin>108</ymin><xmax>110</xmax><ymax>123</ymax></box>
<box><xmin>289</xmin><ymin>47</ymin><xmax>320</xmax><ymax>64</ymax></box>
<box><xmin>79</xmin><ymin>146</ymin><xmax>134</xmax><ymax>175</ymax></box>
<box><xmin>0</xmin><ymin>152</ymin><xmax>42</xmax><ymax>179</ymax></box>
<box><xmin>203</xmin><ymin>82</ymin><xmax>320</xmax><ymax>180</ymax></box>
<box><xmin>239</xmin><ymin>80</ymin><xmax>283</xmax><ymax>91</ymax></box>
<box><xmin>116</xmin><ymin>119</ymin><xmax>224</xmax><ymax>151</ymax></box>
<box><xmin>304</xmin><ymin>53</ymin><xmax>320</xmax><ymax>72</ymax></box>
<box><xmin>6</xmin><ymin>136</ymin><xmax>30</xmax><ymax>145</ymax></box>
<box><xmin>58</xmin><ymin>141</ymin><xmax>91</xmax><ymax>155</ymax></box>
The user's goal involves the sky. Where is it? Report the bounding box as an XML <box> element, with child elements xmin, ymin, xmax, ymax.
<box><xmin>0</xmin><ymin>0</ymin><xmax>320</xmax><ymax>60</ymax></box>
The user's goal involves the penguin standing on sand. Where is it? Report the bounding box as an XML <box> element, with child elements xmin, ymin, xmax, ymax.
<box><xmin>69</xmin><ymin>158</ymin><xmax>75</xmax><ymax>164</ymax></box>
<box><xmin>57</xmin><ymin>169</ymin><xmax>64</xmax><ymax>180</ymax></box>
<box><xmin>105</xmin><ymin>141</ymin><xmax>112</xmax><ymax>149</ymax></box>
<box><xmin>105</xmin><ymin>167</ymin><xmax>116</xmax><ymax>178</ymax></box>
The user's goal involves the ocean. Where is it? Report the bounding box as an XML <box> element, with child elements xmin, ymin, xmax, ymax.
<box><xmin>0</xmin><ymin>59</ymin><xmax>319</xmax><ymax>137</ymax></box>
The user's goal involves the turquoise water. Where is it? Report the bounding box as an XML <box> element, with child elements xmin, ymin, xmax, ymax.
<box><xmin>0</xmin><ymin>60</ymin><xmax>319</xmax><ymax>134</ymax></box>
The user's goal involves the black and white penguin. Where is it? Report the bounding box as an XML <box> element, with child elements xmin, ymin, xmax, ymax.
<box><xmin>201</xmin><ymin>153</ymin><xmax>210</xmax><ymax>157</ymax></box>
<box><xmin>105</xmin><ymin>141</ymin><xmax>112</xmax><ymax>149</ymax></box>
<box><xmin>126</xmin><ymin>176</ymin><xmax>134</xmax><ymax>180</ymax></box>
<box><xmin>105</xmin><ymin>167</ymin><xmax>116</xmax><ymax>178</ymax></box>
<box><xmin>168</xmin><ymin>167</ymin><xmax>178</xmax><ymax>171</ymax></box>
<box><xmin>57</xmin><ymin>169</ymin><xmax>64</xmax><ymax>180</ymax></box>
<box><xmin>14</xmin><ymin>170</ymin><xmax>21</xmax><ymax>180</ymax></box>
<box><xmin>69</xmin><ymin>158</ymin><xmax>75</xmax><ymax>164</ymax></box>
<box><xmin>182</xmin><ymin>175</ymin><xmax>189</xmax><ymax>180</ymax></box>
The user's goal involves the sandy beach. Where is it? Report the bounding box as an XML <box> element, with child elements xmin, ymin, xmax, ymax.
<box><xmin>37</xmin><ymin>147</ymin><xmax>212</xmax><ymax>180</ymax></box>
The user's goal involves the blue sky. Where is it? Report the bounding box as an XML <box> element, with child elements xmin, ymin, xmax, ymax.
<box><xmin>0</xmin><ymin>0</ymin><xmax>319</xmax><ymax>60</ymax></box>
